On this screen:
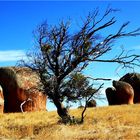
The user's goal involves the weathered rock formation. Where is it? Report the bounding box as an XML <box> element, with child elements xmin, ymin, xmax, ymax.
<box><xmin>87</xmin><ymin>99</ymin><xmax>96</xmax><ymax>107</ymax></box>
<box><xmin>119</xmin><ymin>73</ymin><xmax>140</xmax><ymax>103</ymax></box>
<box><xmin>0</xmin><ymin>85</ymin><xmax>4</xmax><ymax>113</ymax></box>
<box><xmin>113</xmin><ymin>80</ymin><xmax>134</xmax><ymax>104</ymax></box>
<box><xmin>106</xmin><ymin>80</ymin><xmax>134</xmax><ymax>105</ymax></box>
<box><xmin>0</xmin><ymin>67</ymin><xmax>47</xmax><ymax>113</ymax></box>
<box><xmin>106</xmin><ymin>87</ymin><xmax>117</xmax><ymax>105</ymax></box>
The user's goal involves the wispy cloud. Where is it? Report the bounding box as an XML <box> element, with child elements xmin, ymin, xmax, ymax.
<box><xmin>0</xmin><ymin>50</ymin><xmax>26</xmax><ymax>62</ymax></box>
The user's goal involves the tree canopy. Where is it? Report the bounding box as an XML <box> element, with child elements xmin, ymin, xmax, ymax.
<box><xmin>20</xmin><ymin>7</ymin><xmax>140</xmax><ymax>123</ymax></box>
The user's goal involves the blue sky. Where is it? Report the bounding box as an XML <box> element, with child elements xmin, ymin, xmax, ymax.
<box><xmin>0</xmin><ymin>1</ymin><xmax>140</xmax><ymax>110</ymax></box>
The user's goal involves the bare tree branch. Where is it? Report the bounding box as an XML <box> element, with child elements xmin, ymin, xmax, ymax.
<box><xmin>20</xmin><ymin>7</ymin><xmax>140</xmax><ymax>122</ymax></box>
<box><xmin>87</xmin><ymin>76</ymin><xmax>112</xmax><ymax>81</ymax></box>
<box><xmin>80</xmin><ymin>83</ymin><xmax>104</xmax><ymax>123</ymax></box>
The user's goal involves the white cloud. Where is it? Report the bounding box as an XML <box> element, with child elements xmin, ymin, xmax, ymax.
<box><xmin>0</xmin><ymin>50</ymin><xmax>26</xmax><ymax>62</ymax></box>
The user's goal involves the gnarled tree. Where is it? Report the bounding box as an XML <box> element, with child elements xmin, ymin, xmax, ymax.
<box><xmin>20</xmin><ymin>7</ymin><xmax>140</xmax><ymax>122</ymax></box>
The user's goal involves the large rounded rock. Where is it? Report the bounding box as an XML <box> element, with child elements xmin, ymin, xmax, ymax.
<box><xmin>87</xmin><ymin>99</ymin><xmax>96</xmax><ymax>107</ymax></box>
<box><xmin>119</xmin><ymin>73</ymin><xmax>140</xmax><ymax>103</ymax></box>
<box><xmin>106</xmin><ymin>87</ymin><xmax>117</xmax><ymax>105</ymax></box>
<box><xmin>0</xmin><ymin>67</ymin><xmax>47</xmax><ymax>113</ymax></box>
<box><xmin>113</xmin><ymin>80</ymin><xmax>134</xmax><ymax>104</ymax></box>
<box><xmin>106</xmin><ymin>80</ymin><xmax>134</xmax><ymax>105</ymax></box>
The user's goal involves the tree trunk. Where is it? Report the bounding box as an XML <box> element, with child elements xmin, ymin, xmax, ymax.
<box><xmin>52</xmin><ymin>97</ymin><xmax>71</xmax><ymax>122</ymax></box>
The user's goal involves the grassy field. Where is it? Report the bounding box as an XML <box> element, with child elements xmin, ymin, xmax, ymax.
<box><xmin>0</xmin><ymin>104</ymin><xmax>140</xmax><ymax>140</ymax></box>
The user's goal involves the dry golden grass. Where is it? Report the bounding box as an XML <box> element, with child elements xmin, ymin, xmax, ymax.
<box><xmin>0</xmin><ymin>104</ymin><xmax>140</xmax><ymax>139</ymax></box>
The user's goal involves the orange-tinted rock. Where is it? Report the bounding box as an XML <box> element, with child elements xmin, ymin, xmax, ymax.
<box><xmin>106</xmin><ymin>80</ymin><xmax>134</xmax><ymax>105</ymax></box>
<box><xmin>20</xmin><ymin>92</ymin><xmax>47</xmax><ymax>112</ymax></box>
<box><xmin>113</xmin><ymin>80</ymin><xmax>134</xmax><ymax>105</ymax></box>
<box><xmin>119</xmin><ymin>73</ymin><xmax>140</xmax><ymax>103</ymax></box>
<box><xmin>0</xmin><ymin>67</ymin><xmax>47</xmax><ymax>113</ymax></box>
<box><xmin>0</xmin><ymin>85</ymin><xmax>4</xmax><ymax>113</ymax></box>
<box><xmin>20</xmin><ymin>98</ymin><xmax>35</xmax><ymax>112</ymax></box>
<box><xmin>15</xmin><ymin>67</ymin><xmax>47</xmax><ymax>112</ymax></box>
